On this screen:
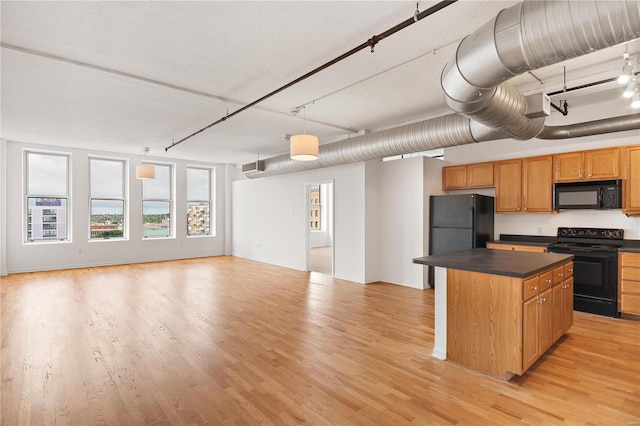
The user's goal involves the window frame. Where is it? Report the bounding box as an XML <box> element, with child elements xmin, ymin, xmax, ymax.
<box><xmin>88</xmin><ymin>156</ymin><xmax>128</xmax><ymax>241</ymax></box>
<box><xmin>141</xmin><ymin>162</ymin><xmax>174</xmax><ymax>239</ymax></box>
<box><xmin>186</xmin><ymin>166</ymin><xmax>213</xmax><ymax>238</ymax></box>
<box><xmin>24</xmin><ymin>149</ymin><xmax>71</xmax><ymax>244</ymax></box>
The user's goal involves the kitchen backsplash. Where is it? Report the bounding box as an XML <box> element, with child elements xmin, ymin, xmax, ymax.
<box><xmin>494</xmin><ymin>209</ymin><xmax>640</xmax><ymax>239</ymax></box>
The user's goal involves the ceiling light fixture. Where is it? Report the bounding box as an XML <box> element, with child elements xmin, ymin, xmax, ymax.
<box><xmin>618</xmin><ymin>52</ymin><xmax>632</xmax><ymax>85</ymax></box>
<box><xmin>290</xmin><ymin>107</ymin><xmax>319</xmax><ymax>161</ymax></box>
<box><xmin>136</xmin><ymin>147</ymin><xmax>155</xmax><ymax>180</ymax></box>
<box><xmin>623</xmin><ymin>79</ymin><xmax>637</xmax><ymax>98</ymax></box>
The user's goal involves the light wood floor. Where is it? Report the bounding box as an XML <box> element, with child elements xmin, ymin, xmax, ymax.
<box><xmin>1</xmin><ymin>256</ymin><xmax>639</xmax><ymax>425</ymax></box>
<box><xmin>310</xmin><ymin>246</ymin><xmax>332</xmax><ymax>275</ymax></box>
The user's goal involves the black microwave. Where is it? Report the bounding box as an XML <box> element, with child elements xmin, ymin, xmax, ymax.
<box><xmin>553</xmin><ymin>179</ymin><xmax>622</xmax><ymax>210</ymax></box>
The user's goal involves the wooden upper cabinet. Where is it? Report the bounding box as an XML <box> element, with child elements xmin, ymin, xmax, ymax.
<box><xmin>442</xmin><ymin>165</ymin><xmax>467</xmax><ymax>190</ymax></box>
<box><xmin>496</xmin><ymin>156</ymin><xmax>552</xmax><ymax>213</ymax></box>
<box><xmin>622</xmin><ymin>145</ymin><xmax>640</xmax><ymax>216</ymax></box>
<box><xmin>522</xmin><ymin>155</ymin><xmax>553</xmax><ymax>213</ymax></box>
<box><xmin>495</xmin><ymin>159</ymin><xmax>522</xmax><ymax>212</ymax></box>
<box><xmin>442</xmin><ymin>162</ymin><xmax>494</xmax><ymax>190</ymax></box>
<box><xmin>554</xmin><ymin>147</ymin><xmax>620</xmax><ymax>182</ymax></box>
<box><xmin>467</xmin><ymin>162</ymin><xmax>494</xmax><ymax>188</ymax></box>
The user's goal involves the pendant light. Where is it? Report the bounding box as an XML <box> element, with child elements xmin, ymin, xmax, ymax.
<box><xmin>290</xmin><ymin>106</ymin><xmax>319</xmax><ymax>161</ymax></box>
<box><xmin>136</xmin><ymin>147</ymin><xmax>155</xmax><ymax>180</ymax></box>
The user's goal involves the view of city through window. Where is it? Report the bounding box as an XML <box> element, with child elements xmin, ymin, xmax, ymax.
<box><xmin>309</xmin><ymin>184</ymin><xmax>321</xmax><ymax>230</ymax></box>
<box><xmin>26</xmin><ymin>151</ymin><xmax>69</xmax><ymax>242</ymax></box>
<box><xmin>143</xmin><ymin>164</ymin><xmax>172</xmax><ymax>237</ymax></box>
<box><xmin>90</xmin><ymin>158</ymin><xmax>125</xmax><ymax>239</ymax></box>
<box><xmin>187</xmin><ymin>167</ymin><xmax>211</xmax><ymax>236</ymax></box>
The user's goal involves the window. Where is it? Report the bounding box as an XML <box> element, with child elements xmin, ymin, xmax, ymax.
<box><xmin>25</xmin><ymin>151</ymin><xmax>70</xmax><ymax>242</ymax></box>
<box><xmin>142</xmin><ymin>163</ymin><xmax>173</xmax><ymax>238</ymax></box>
<box><xmin>187</xmin><ymin>167</ymin><xmax>212</xmax><ymax>236</ymax></box>
<box><xmin>90</xmin><ymin>158</ymin><xmax>126</xmax><ymax>239</ymax></box>
<box><xmin>309</xmin><ymin>184</ymin><xmax>321</xmax><ymax>231</ymax></box>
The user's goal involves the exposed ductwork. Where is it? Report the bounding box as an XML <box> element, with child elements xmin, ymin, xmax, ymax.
<box><xmin>247</xmin><ymin>0</ymin><xmax>640</xmax><ymax>179</ymax></box>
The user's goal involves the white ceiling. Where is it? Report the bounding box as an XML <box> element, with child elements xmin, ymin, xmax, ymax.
<box><xmin>2</xmin><ymin>1</ymin><xmax>639</xmax><ymax>166</ymax></box>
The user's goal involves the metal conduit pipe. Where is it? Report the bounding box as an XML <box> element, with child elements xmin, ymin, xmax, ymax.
<box><xmin>538</xmin><ymin>114</ymin><xmax>640</xmax><ymax>140</ymax></box>
<box><xmin>441</xmin><ymin>0</ymin><xmax>640</xmax><ymax>139</ymax></box>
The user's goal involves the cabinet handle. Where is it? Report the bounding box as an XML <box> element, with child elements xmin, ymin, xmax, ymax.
<box><xmin>569</xmin><ymin>268</ymin><xmax>574</xmax><ymax>272</ymax></box>
<box><xmin>579</xmin><ymin>174</ymin><xmax>583</xmax><ymax>178</ymax></box>
<box><xmin>557</xmin><ymin>273</ymin><xmax>564</xmax><ymax>277</ymax></box>
<box><xmin>532</xmin><ymin>286</ymin><xmax>538</xmax><ymax>291</ymax></box>
<box><xmin>524</xmin><ymin>207</ymin><xmax>528</xmax><ymax>211</ymax></box>
<box><xmin>545</xmin><ymin>279</ymin><xmax>552</xmax><ymax>283</ymax></box>
<box><xmin>588</xmin><ymin>173</ymin><xmax>592</xmax><ymax>177</ymax></box>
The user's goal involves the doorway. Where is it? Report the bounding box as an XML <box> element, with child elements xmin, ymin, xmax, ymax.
<box><xmin>306</xmin><ymin>181</ymin><xmax>334</xmax><ymax>275</ymax></box>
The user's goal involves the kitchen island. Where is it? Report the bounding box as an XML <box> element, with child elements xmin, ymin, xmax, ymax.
<box><xmin>413</xmin><ymin>248</ymin><xmax>574</xmax><ymax>380</ymax></box>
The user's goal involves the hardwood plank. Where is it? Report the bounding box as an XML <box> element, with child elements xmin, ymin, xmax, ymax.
<box><xmin>2</xmin><ymin>256</ymin><xmax>639</xmax><ymax>425</ymax></box>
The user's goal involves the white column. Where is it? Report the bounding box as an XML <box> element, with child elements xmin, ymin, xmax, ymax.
<box><xmin>432</xmin><ymin>266</ymin><xmax>447</xmax><ymax>360</ymax></box>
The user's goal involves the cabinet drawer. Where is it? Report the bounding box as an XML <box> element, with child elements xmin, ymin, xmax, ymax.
<box><xmin>564</xmin><ymin>262</ymin><xmax>573</xmax><ymax>278</ymax></box>
<box><xmin>621</xmin><ymin>279</ymin><xmax>640</xmax><ymax>295</ymax></box>
<box><xmin>621</xmin><ymin>267</ymin><xmax>640</xmax><ymax>282</ymax></box>
<box><xmin>620</xmin><ymin>293</ymin><xmax>640</xmax><ymax>314</ymax></box>
<box><xmin>620</xmin><ymin>253</ymin><xmax>640</xmax><ymax>268</ymax></box>
<box><xmin>553</xmin><ymin>266</ymin><xmax>565</xmax><ymax>285</ymax></box>
<box><xmin>523</xmin><ymin>276</ymin><xmax>539</xmax><ymax>300</ymax></box>
<box><xmin>540</xmin><ymin>271</ymin><xmax>553</xmax><ymax>291</ymax></box>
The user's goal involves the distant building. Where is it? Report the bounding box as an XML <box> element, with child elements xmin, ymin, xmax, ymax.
<box><xmin>187</xmin><ymin>204</ymin><xmax>210</xmax><ymax>236</ymax></box>
<box><xmin>309</xmin><ymin>185</ymin><xmax>320</xmax><ymax>230</ymax></box>
<box><xmin>27</xmin><ymin>198</ymin><xmax>66</xmax><ymax>240</ymax></box>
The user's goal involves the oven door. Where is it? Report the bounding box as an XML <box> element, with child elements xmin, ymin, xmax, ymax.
<box><xmin>547</xmin><ymin>247</ymin><xmax>618</xmax><ymax>316</ymax></box>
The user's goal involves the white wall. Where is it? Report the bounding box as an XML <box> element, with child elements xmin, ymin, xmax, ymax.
<box><xmin>375</xmin><ymin>156</ymin><xmax>444</xmax><ymax>289</ymax></box>
<box><xmin>232</xmin><ymin>162</ymin><xmax>368</xmax><ymax>283</ymax></box>
<box><xmin>364</xmin><ymin>160</ymin><xmax>379</xmax><ymax>283</ymax></box>
<box><xmin>4</xmin><ymin>140</ymin><xmax>225</xmax><ymax>273</ymax></box>
<box><xmin>1</xmin><ymin>139</ymin><xmax>7</xmax><ymax>276</ymax></box>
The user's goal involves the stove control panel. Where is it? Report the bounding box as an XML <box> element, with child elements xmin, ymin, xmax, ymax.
<box><xmin>557</xmin><ymin>227</ymin><xmax>624</xmax><ymax>240</ymax></box>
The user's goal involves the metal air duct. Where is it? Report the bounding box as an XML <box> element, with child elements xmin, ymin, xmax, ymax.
<box><xmin>247</xmin><ymin>0</ymin><xmax>640</xmax><ymax>178</ymax></box>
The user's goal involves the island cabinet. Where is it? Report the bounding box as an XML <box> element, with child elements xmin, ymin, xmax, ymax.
<box><xmin>553</xmin><ymin>147</ymin><xmax>620</xmax><ymax>182</ymax></box>
<box><xmin>446</xmin><ymin>259</ymin><xmax>573</xmax><ymax>380</ymax></box>
<box><xmin>442</xmin><ymin>162</ymin><xmax>494</xmax><ymax>190</ymax></box>
<box><xmin>494</xmin><ymin>155</ymin><xmax>553</xmax><ymax>213</ymax></box>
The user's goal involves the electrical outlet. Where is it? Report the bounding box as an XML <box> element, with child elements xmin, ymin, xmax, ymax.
<box><xmin>537</xmin><ymin>226</ymin><xmax>543</xmax><ymax>235</ymax></box>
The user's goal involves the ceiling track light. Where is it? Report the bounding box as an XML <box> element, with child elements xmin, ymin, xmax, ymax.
<box><xmin>623</xmin><ymin>79</ymin><xmax>637</xmax><ymax>98</ymax></box>
<box><xmin>618</xmin><ymin>51</ymin><xmax>632</xmax><ymax>85</ymax></box>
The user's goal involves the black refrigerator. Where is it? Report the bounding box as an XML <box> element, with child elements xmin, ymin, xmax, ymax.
<box><xmin>428</xmin><ymin>194</ymin><xmax>494</xmax><ymax>287</ymax></box>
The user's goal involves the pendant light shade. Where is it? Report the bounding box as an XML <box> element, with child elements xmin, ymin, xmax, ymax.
<box><xmin>290</xmin><ymin>134</ymin><xmax>319</xmax><ymax>161</ymax></box>
<box><xmin>136</xmin><ymin>164</ymin><xmax>155</xmax><ymax>180</ymax></box>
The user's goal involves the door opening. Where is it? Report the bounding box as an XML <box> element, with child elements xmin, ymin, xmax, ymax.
<box><xmin>306</xmin><ymin>181</ymin><xmax>334</xmax><ymax>275</ymax></box>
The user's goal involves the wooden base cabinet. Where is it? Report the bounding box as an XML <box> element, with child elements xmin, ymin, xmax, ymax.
<box><xmin>619</xmin><ymin>252</ymin><xmax>640</xmax><ymax>315</ymax></box>
<box><xmin>447</xmin><ymin>261</ymin><xmax>573</xmax><ymax>380</ymax></box>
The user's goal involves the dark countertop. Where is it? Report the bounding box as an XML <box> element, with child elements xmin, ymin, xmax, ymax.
<box><xmin>413</xmin><ymin>248</ymin><xmax>574</xmax><ymax>278</ymax></box>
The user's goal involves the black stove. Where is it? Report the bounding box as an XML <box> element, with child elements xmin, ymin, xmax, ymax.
<box><xmin>547</xmin><ymin>227</ymin><xmax>623</xmax><ymax>317</ymax></box>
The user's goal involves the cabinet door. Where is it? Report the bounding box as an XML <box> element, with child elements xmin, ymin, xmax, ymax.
<box><xmin>554</xmin><ymin>152</ymin><xmax>584</xmax><ymax>182</ymax></box>
<box><xmin>522</xmin><ymin>156</ymin><xmax>553</xmax><ymax>212</ymax></box>
<box><xmin>622</xmin><ymin>146</ymin><xmax>640</xmax><ymax>215</ymax></box>
<box><xmin>495</xmin><ymin>159</ymin><xmax>522</xmax><ymax>213</ymax></box>
<box><xmin>552</xmin><ymin>284</ymin><xmax>564</xmax><ymax>341</ymax></box>
<box><xmin>563</xmin><ymin>277</ymin><xmax>574</xmax><ymax>332</ymax></box>
<box><xmin>522</xmin><ymin>296</ymin><xmax>539</xmax><ymax>371</ymax></box>
<box><xmin>585</xmin><ymin>147</ymin><xmax>619</xmax><ymax>180</ymax></box>
<box><xmin>538</xmin><ymin>288</ymin><xmax>553</xmax><ymax>353</ymax></box>
<box><xmin>468</xmin><ymin>162</ymin><xmax>494</xmax><ymax>188</ymax></box>
<box><xmin>442</xmin><ymin>165</ymin><xmax>468</xmax><ymax>190</ymax></box>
